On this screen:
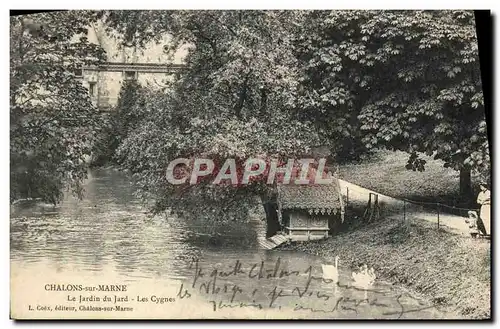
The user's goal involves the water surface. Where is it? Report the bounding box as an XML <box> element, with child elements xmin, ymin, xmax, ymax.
<box><xmin>10</xmin><ymin>168</ymin><xmax>454</xmax><ymax>319</ymax></box>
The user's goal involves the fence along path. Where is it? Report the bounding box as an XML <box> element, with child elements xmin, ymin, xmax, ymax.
<box><xmin>338</xmin><ymin>179</ymin><xmax>474</xmax><ymax>236</ymax></box>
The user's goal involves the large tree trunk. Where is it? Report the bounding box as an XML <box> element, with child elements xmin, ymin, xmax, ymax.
<box><xmin>262</xmin><ymin>202</ymin><xmax>280</xmax><ymax>238</ymax></box>
<box><xmin>259</xmin><ymin>87</ymin><xmax>268</xmax><ymax>118</ymax></box>
<box><xmin>460</xmin><ymin>167</ymin><xmax>473</xmax><ymax>205</ymax></box>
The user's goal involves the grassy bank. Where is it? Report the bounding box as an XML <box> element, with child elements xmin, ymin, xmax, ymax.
<box><xmin>338</xmin><ymin>150</ymin><xmax>482</xmax><ymax>206</ymax></box>
<box><xmin>277</xmin><ymin>217</ymin><xmax>491</xmax><ymax>319</ymax></box>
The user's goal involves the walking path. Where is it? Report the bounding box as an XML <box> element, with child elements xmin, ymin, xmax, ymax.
<box><xmin>338</xmin><ymin>179</ymin><xmax>472</xmax><ymax>236</ymax></box>
<box><xmin>256</xmin><ymin>179</ymin><xmax>474</xmax><ymax>251</ymax></box>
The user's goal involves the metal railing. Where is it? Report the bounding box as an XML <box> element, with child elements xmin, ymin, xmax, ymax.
<box><xmin>343</xmin><ymin>185</ymin><xmax>482</xmax><ymax>232</ymax></box>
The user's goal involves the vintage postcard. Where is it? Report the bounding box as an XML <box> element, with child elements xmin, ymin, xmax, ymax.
<box><xmin>10</xmin><ymin>9</ymin><xmax>491</xmax><ymax>320</ymax></box>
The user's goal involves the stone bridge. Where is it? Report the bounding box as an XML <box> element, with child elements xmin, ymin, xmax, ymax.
<box><xmin>79</xmin><ymin>62</ymin><xmax>186</xmax><ymax>110</ymax></box>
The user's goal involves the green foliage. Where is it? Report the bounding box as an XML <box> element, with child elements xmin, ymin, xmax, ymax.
<box><xmin>114</xmin><ymin>89</ymin><xmax>322</xmax><ymax>221</ymax></box>
<box><xmin>103</xmin><ymin>10</ymin><xmax>489</xmax><ymax>220</ymax></box>
<box><xmin>10</xmin><ymin>12</ymin><xmax>105</xmax><ymax>203</ymax></box>
<box><xmin>296</xmin><ymin>10</ymin><xmax>489</xmax><ymax>186</ymax></box>
<box><xmin>105</xmin><ymin>11</ymin><xmax>324</xmax><ymax>221</ymax></box>
<box><xmin>91</xmin><ymin>80</ymin><xmax>145</xmax><ymax>166</ymax></box>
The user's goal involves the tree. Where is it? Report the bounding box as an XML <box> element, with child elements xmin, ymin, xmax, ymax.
<box><xmin>91</xmin><ymin>80</ymin><xmax>145</xmax><ymax>166</ymax></box>
<box><xmin>296</xmin><ymin>10</ymin><xmax>489</xmax><ymax>203</ymax></box>
<box><xmin>10</xmin><ymin>12</ymin><xmax>105</xmax><ymax>203</ymax></box>
<box><xmin>103</xmin><ymin>10</ymin><xmax>489</xmax><ymax>223</ymax></box>
<box><xmin>105</xmin><ymin>11</ymin><xmax>330</xmax><ymax>225</ymax></box>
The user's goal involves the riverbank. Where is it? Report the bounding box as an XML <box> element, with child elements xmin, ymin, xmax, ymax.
<box><xmin>277</xmin><ymin>217</ymin><xmax>491</xmax><ymax>319</ymax></box>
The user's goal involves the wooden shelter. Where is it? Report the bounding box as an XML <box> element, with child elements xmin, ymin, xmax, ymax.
<box><xmin>277</xmin><ymin>180</ymin><xmax>345</xmax><ymax>241</ymax></box>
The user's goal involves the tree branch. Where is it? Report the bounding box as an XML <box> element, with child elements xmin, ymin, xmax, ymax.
<box><xmin>235</xmin><ymin>73</ymin><xmax>250</xmax><ymax>118</ymax></box>
<box><xmin>192</xmin><ymin>22</ymin><xmax>217</xmax><ymax>57</ymax></box>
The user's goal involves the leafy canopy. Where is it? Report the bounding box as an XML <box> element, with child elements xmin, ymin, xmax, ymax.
<box><xmin>296</xmin><ymin>10</ymin><xmax>488</xmax><ymax>180</ymax></box>
<box><xmin>104</xmin><ymin>10</ymin><xmax>489</xmax><ymax>219</ymax></box>
<box><xmin>10</xmin><ymin>11</ymin><xmax>105</xmax><ymax>203</ymax></box>
<box><xmin>106</xmin><ymin>11</ymin><xmax>328</xmax><ymax>221</ymax></box>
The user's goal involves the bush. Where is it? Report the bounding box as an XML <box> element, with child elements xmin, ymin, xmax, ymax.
<box><xmin>91</xmin><ymin>80</ymin><xmax>145</xmax><ymax>166</ymax></box>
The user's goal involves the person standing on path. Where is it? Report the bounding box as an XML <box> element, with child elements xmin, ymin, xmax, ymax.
<box><xmin>477</xmin><ymin>182</ymin><xmax>491</xmax><ymax>235</ymax></box>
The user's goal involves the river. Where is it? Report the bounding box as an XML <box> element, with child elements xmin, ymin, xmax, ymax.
<box><xmin>10</xmin><ymin>168</ymin><xmax>454</xmax><ymax>319</ymax></box>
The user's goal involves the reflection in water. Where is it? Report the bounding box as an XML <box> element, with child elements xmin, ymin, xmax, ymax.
<box><xmin>10</xmin><ymin>168</ymin><xmax>452</xmax><ymax>319</ymax></box>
